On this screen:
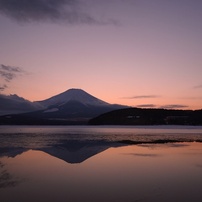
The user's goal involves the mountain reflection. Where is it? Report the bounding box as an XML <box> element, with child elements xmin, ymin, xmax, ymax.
<box><xmin>0</xmin><ymin>137</ymin><xmax>200</xmax><ymax>164</ymax></box>
<box><xmin>0</xmin><ymin>161</ymin><xmax>22</xmax><ymax>189</ymax></box>
<box><xmin>1</xmin><ymin>126</ymin><xmax>202</xmax><ymax>164</ymax></box>
<box><xmin>38</xmin><ymin>139</ymin><xmax>122</xmax><ymax>163</ymax></box>
<box><xmin>0</xmin><ymin>147</ymin><xmax>28</xmax><ymax>158</ymax></box>
<box><xmin>0</xmin><ymin>137</ymin><xmax>123</xmax><ymax>164</ymax></box>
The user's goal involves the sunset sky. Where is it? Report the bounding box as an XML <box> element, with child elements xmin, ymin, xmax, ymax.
<box><xmin>0</xmin><ymin>0</ymin><xmax>202</xmax><ymax>109</ymax></box>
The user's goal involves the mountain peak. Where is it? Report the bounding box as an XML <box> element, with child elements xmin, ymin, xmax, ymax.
<box><xmin>37</xmin><ymin>88</ymin><xmax>109</xmax><ymax>107</ymax></box>
<box><xmin>64</xmin><ymin>88</ymin><xmax>89</xmax><ymax>95</ymax></box>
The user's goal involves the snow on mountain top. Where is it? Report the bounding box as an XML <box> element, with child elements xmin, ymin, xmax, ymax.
<box><xmin>37</xmin><ymin>88</ymin><xmax>110</xmax><ymax>107</ymax></box>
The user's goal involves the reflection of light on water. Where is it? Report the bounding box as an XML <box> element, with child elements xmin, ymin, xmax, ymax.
<box><xmin>1</xmin><ymin>125</ymin><xmax>202</xmax><ymax>134</ymax></box>
<box><xmin>0</xmin><ymin>126</ymin><xmax>202</xmax><ymax>201</ymax></box>
<box><xmin>0</xmin><ymin>143</ymin><xmax>202</xmax><ymax>202</ymax></box>
<box><xmin>0</xmin><ymin>126</ymin><xmax>202</xmax><ymax>150</ymax></box>
<box><xmin>196</xmin><ymin>164</ymin><xmax>202</xmax><ymax>169</ymax></box>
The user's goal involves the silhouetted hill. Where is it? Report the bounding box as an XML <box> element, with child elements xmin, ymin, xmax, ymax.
<box><xmin>89</xmin><ymin>108</ymin><xmax>202</xmax><ymax>125</ymax></box>
<box><xmin>0</xmin><ymin>94</ymin><xmax>43</xmax><ymax>115</ymax></box>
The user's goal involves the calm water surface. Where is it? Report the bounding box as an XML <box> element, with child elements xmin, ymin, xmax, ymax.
<box><xmin>0</xmin><ymin>125</ymin><xmax>202</xmax><ymax>202</ymax></box>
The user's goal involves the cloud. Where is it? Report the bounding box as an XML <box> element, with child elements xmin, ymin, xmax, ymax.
<box><xmin>134</xmin><ymin>103</ymin><xmax>189</xmax><ymax>109</ymax></box>
<box><xmin>0</xmin><ymin>0</ymin><xmax>116</xmax><ymax>25</ymax></box>
<box><xmin>193</xmin><ymin>84</ymin><xmax>202</xmax><ymax>89</ymax></box>
<box><xmin>136</xmin><ymin>104</ymin><xmax>156</xmax><ymax>108</ymax></box>
<box><xmin>0</xmin><ymin>64</ymin><xmax>25</xmax><ymax>82</ymax></box>
<box><xmin>123</xmin><ymin>95</ymin><xmax>160</xmax><ymax>99</ymax></box>
<box><xmin>130</xmin><ymin>153</ymin><xmax>160</xmax><ymax>157</ymax></box>
<box><xmin>0</xmin><ymin>84</ymin><xmax>7</xmax><ymax>91</ymax></box>
<box><xmin>0</xmin><ymin>64</ymin><xmax>26</xmax><ymax>92</ymax></box>
<box><xmin>180</xmin><ymin>96</ymin><xmax>202</xmax><ymax>100</ymax></box>
<box><xmin>160</xmin><ymin>104</ymin><xmax>188</xmax><ymax>109</ymax></box>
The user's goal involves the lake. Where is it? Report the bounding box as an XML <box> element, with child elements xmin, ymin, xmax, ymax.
<box><xmin>0</xmin><ymin>125</ymin><xmax>202</xmax><ymax>202</ymax></box>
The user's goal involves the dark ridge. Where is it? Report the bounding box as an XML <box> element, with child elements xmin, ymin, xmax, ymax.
<box><xmin>89</xmin><ymin>107</ymin><xmax>202</xmax><ymax>125</ymax></box>
<box><xmin>118</xmin><ymin>139</ymin><xmax>202</xmax><ymax>145</ymax></box>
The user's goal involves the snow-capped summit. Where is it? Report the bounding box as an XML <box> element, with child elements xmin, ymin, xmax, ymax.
<box><xmin>36</xmin><ymin>88</ymin><xmax>109</xmax><ymax>108</ymax></box>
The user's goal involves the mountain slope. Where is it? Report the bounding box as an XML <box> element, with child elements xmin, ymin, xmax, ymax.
<box><xmin>0</xmin><ymin>89</ymin><xmax>127</xmax><ymax>124</ymax></box>
<box><xmin>31</xmin><ymin>89</ymin><xmax>126</xmax><ymax>121</ymax></box>
<box><xmin>35</xmin><ymin>88</ymin><xmax>109</xmax><ymax>108</ymax></box>
<box><xmin>0</xmin><ymin>94</ymin><xmax>43</xmax><ymax>115</ymax></box>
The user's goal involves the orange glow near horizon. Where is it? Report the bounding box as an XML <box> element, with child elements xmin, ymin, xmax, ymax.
<box><xmin>1</xmin><ymin>1</ymin><xmax>202</xmax><ymax>110</ymax></box>
<box><xmin>7</xmin><ymin>82</ymin><xmax>202</xmax><ymax>110</ymax></box>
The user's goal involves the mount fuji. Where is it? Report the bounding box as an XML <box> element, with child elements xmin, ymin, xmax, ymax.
<box><xmin>36</xmin><ymin>88</ymin><xmax>111</xmax><ymax>108</ymax></box>
<box><xmin>0</xmin><ymin>89</ymin><xmax>127</xmax><ymax>124</ymax></box>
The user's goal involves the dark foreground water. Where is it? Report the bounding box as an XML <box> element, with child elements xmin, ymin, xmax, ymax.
<box><xmin>0</xmin><ymin>125</ymin><xmax>202</xmax><ymax>202</ymax></box>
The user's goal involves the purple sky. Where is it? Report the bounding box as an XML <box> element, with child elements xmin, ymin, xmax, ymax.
<box><xmin>0</xmin><ymin>0</ymin><xmax>202</xmax><ymax>109</ymax></box>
